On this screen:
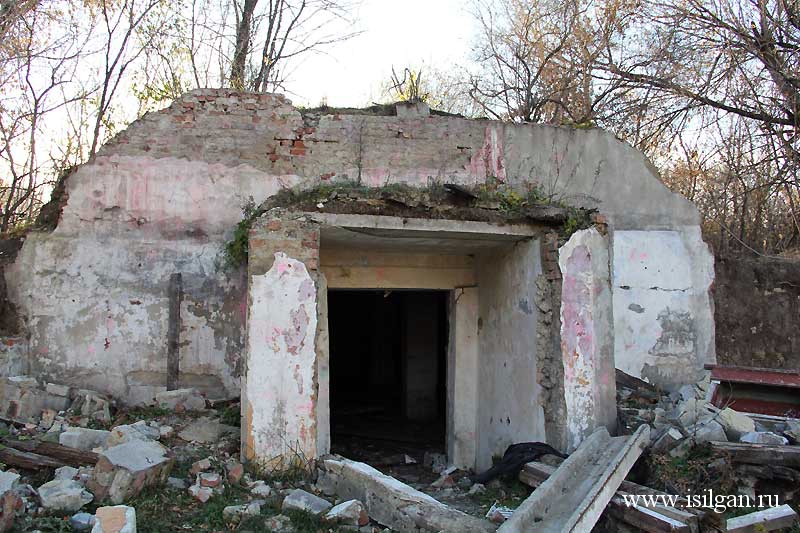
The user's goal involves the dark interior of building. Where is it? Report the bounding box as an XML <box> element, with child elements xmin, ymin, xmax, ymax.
<box><xmin>328</xmin><ymin>289</ymin><xmax>448</xmax><ymax>464</ymax></box>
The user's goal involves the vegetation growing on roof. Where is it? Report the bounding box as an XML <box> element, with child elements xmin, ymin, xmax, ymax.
<box><xmin>222</xmin><ymin>178</ymin><xmax>595</xmax><ymax>269</ymax></box>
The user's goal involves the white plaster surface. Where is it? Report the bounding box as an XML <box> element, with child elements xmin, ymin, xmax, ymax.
<box><xmin>612</xmin><ymin>228</ymin><xmax>715</xmax><ymax>389</ymax></box>
<box><xmin>447</xmin><ymin>287</ymin><xmax>479</xmax><ymax>469</ymax></box>
<box><xmin>559</xmin><ymin>228</ymin><xmax>616</xmax><ymax>452</ymax></box>
<box><xmin>244</xmin><ymin>253</ymin><xmax>318</xmax><ymax>465</ymax></box>
<box><xmin>476</xmin><ymin>240</ymin><xmax>546</xmax><ymax>470</ymax></box>
<box><xmin>5</xmin><ymin>234</ymin><xmax>241</xmax><ymax>403</ymax></box>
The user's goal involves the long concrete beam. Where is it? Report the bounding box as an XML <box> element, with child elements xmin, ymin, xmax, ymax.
<box><xmin>316</xmin><ymin>456</ymin><xmax>494</xmax><ymax>533</ymax></box>
<box><xmin>499</xmin><ymin>425</ymin><xmax>650</xmax><ymax>533</ymax></box>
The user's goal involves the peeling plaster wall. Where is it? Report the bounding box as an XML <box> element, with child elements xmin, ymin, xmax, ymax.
<box><xmin>612</xmin><ymin>227</ymin><xmax>715</xmax><ymax>390</ymax></box>
<box><xmin>244</xmin><ymin>253</ymin><xmax>318</xmax><ymax>464</ymax></box>
<box><xmin>4</xmin><ymin>89</ymin><xmax>711</xmax><ymax>402</ymax></box>
<box><xmin>559</xmin><ymin>228</ymin><xmax>616</xmax><ymax>451</ymax></box>
<box><xmin>242</xmin><ymin>213</ymin><xmax>324</xmax><ymax>465</ymax></box>
<box><xmin>476</xmin><ymin>240</ymin><xmax>546</xmax><ymax>471</ymax></box>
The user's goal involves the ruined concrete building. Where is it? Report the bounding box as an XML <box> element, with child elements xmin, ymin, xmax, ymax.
<box><xmin>1</xmin><ymin>90</ymin><xmax>714</xmax><ymax>471</ymax></box>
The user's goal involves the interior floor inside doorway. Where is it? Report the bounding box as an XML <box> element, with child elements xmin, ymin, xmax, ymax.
<box><xmin>328</xmin><ymin>289</ymin><xmax>448</xmax><ymax>466</ymax></box>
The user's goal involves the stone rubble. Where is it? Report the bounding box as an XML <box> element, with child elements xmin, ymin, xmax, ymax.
<box><xmin>37</xmin><ymin>479</ymin><xmax>93</xmax><ymax>511</ymax></box>
<box><xmin>87</xmin><ymin>439</ymin><xmax>173</xmax><ymax>504</ymax></box>
<box><xmin>282</xmin><ymin>488</ymin><xmax>333</xmax><ymax>516</ymax></box>
<box><xmin>324</xmin><ymin>499</ymin><xmax>369</xmax><ymax>526</ymax></box>
<box><xmin>92</xmin><ymin>504</ymin><xmax>136</xmax><ymax>533</ymax></box>
<box><xmin>154</xmin><ymin>388</ymin><xmax>206</xmax><ymax>412</ymax></box>
<box><xmin>59</xmin><ymin>427</ymin><xmax>111</xmax><ymax>451</ymax></box>
<box><xmin>740</xmin><ymin>431</ymin><xmax>790</xmax><ymax>445</ymax></box>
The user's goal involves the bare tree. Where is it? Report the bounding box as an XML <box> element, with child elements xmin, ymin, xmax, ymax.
<box><xmin>88</xmin><ymin>0</ymin><xmax>163</xmax><ymax>156</ymax></box>
<box><xmin>229</xmin><ymin>0</ymin><xmax>359</xmax><ymax>93</ymax></box>
<box><xmin>468</xmin><ymin>0</ymin><xmax>636</xmax><ymax>124</ymax></box>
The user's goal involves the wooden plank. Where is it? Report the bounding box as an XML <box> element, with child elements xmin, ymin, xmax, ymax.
<box><xmin>726</xmin><ymin>504</ymin><xmax>799</xmax><ymax>532</ymax></box>
<box><xmin>499</xmin><ymin>426</ymin><xmax>649</xmax><ymax>532</ymax></box>
<box><xmin>3</xmin><ymin>439</ymin><xmax>98</xmax><ymax>467</ymax></box>
<box><xmin>0</xmin><ymin>447</ymin><xmax>65</xmax><ymax>470</ymax></box>
<box><xmin>167</xmin><ymin>272</ymin><xmax>182</xmax><ymax>391</ymax></box>
<box><xmin>710</xmin><ymin>441</ymin><xmax>800</xmax><ymax>467</ymax></box>
<box><xmin>520</xmin><ymin>463</ymin><xmax>696</xmax><ymax>533</ymax></box>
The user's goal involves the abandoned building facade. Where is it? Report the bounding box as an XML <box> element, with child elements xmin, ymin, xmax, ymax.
<box><xmin>1</xmin><ymin>90</ymin><xmax>714</xmax><ymax>472</ymax></box>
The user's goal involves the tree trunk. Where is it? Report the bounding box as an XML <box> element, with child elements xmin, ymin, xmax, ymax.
<box><xmin>230</xmin><ymin>0</ymin><xmax>259</xmax><ymax>90</ymax></box>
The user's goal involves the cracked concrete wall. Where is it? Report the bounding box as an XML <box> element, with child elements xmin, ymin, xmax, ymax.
<box><xmin>476</xmin><ymin>240</ymin><xmax>546</xmax><ymax>470</ymax></box>
<box><xmin>612</xmin><ymin>227</ymin><xmax>715</xmax><ymax>390</ymax></box>
<box><xmin>4</xmin><ymin>88</ymin><xmax>711</xmax><ymax>403</ymax></box>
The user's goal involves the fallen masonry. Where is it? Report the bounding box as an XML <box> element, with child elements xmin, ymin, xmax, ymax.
<box><xmin>316</xmin><ymin>456</ymin><xmax>495</xmax><ymax>532</ymax></box>
<box><xmin>498</xmin><ymin>426</ymin><xmax>649</xmax><ymax>532</ymax></box>
<box><xmin>0</xmin><ymin>373</ymin><xmax>793</xmax><ymax>531</ymax></box>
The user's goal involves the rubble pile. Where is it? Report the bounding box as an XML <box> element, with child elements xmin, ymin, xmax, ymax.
<box><xmin>617</xmin><ymin>370</ymin><xmax>800</xmax><ymax>507</ymax></box>
<box><xmin>0</xmin><ymin>376</ymin><xmax>398</xmax><ymax>532</ymax></box>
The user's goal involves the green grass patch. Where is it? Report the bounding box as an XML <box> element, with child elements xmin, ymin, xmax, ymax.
<box><xmin>469</xmin><ymin>479</ymin><xmax>531</xmax><ymax>509</ymax></box>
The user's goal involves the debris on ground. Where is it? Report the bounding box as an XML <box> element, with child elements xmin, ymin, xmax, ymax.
<box><xmin>0</xmin><ymin>371</ymin><xmax>797</xmax><ymax>532</ymax></box>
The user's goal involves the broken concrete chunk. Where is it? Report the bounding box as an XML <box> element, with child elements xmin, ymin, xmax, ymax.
<box><xmin>70</xmin><ymin>390</ymin><xmax>112</xmax><ymax>423</ymax></box>
<box><xmin>70</xmin><ymin>512</ymin><xmax>96</xmax><ymax>531</ymax></box>
<box><xmin>264</xmin><ymin>514</ymin><xmax>293</xmax><ymax>532</ymax></box>
<box><xmin>717</xmin><ymin>408</ymin><xmax>756</xmax><ymax>440</ymax></box>
<box><xmin>154</xmin><ymin>389</ymin><xmax>205</xmax><ymax>412</ymax></box>
<box><xmin>60</xmin><ymin>428</ymin><xmax>112</xmax><ymax>451</ymax></box>
<box><xmin>198</xmin><ymin>472</ymin><xmax>221</xmax><ymax>488</ymax></box>
<box><xmin>87</xmin><ymin>439</ymin><xmax>173</xmax><ymax>504</ymax></box>
<box><xmin>37</xmin><ymin>479</ymin><xmax>93</xmax><ymax>511</ymax></box>
<box><xmin>785</xmin><ymin>420</ymin><xmax>800</xmax><ymax>444</ymax></box>
<box><xmin>740</xmin><ymin>431</ymin><xmax>789</xmax><ymax>445</ymax></box>
<box><xmin>249</xmin><ymin>480</ymin><xmax>271</xmax><ymax>497</ymax></box>
<box><xmin>177</xmin><ymin>417</ymin><xmax>222</xmax><ymax>443</ymax></box>
<box><xmin>54</xmin><ymin>466</ymin><xmax>79</xmax><ymax>481</ymax></box>
<box><xmin>651</xmin><ymin>427</ymin><xmax>685</xmax><ymax>453</ymax></box>
<box><xmin>282</xmin><ymin>489</ymin><xmax>332</xmax><ymax>516</ymax></box>
<box><xmin>317</xmin><ymin>457</ymin><xmax>494</xmax><ymax>532</ymax></box>
<box><xmin>486</xmin><ymin>502</ymin><xmax>514</xmax><ymax>524</ymax></box>
<box><xmin>1</xmin><ymin>376</ymin><xmax>71</xmax><ymax>422</ymax></box>
<box><xmin>222</xmin><ymin>501</ymin><xmax>261</xmax><ymax>521</ymax></box>
<box><xmin>92</xmin><ymin>505</ymin><xmax>137</xmax><ymax>533</ymax></box>
<box><xmin>188</xmin><ymin>484</ymin><xmax>213</xmax><ymax>503</ymax></box>
<box><xmin>0</xmin><ymin>471</ymin><xmax>20</xmax><ymax>494</ymax></box>
<box><xmin>676</xmin><ymin>398</ymin><xmax>708</xmax><ymax>428</ymax></box>
<box><xmin>106</xmin><ymin>421</ymin><xmax>159</xmax><ymax>447</ymax></box>
<box><xmin>45</xmin><ymin>383</ymin><xmax>71</xmax><ymax>397</ymax></box>
<box><xmin>190</xmin><ymin>457</ymin><xmax>213</xmax><ymax>475</ymax></box>
<box><xmin>226</xmin><ymin>462</ymin><xmax>244</xmax><ymax>485</ymax></box>
<box><xmin>687</xmin><ymin>419</ymin><xmax>727</xmax><ymax>443</ymax></box>
<box><xmin>324</xmin><ymin>499</ymin><xmax>369</xmax><ymax>526</ymax></box>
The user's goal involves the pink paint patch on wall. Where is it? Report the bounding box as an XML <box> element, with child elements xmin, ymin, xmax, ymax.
<box><xmin>559</xmin><ymin>228</ymin><xmax>616</xmax><ymax>451</ymax></box>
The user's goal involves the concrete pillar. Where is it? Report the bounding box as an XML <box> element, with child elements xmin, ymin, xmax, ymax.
<box><xmin>242</xmin><ymin>212</ymin><xmax>325</xmax><ymax>469</ymax></box>
<box><xmin>559</xmin><ymin>228</ymin><xmax>617</xmax><ymax>452</ymax></box>
<box><xmin>447</xmin><ymin>287</ymin><xmax>479</xmax><ymax>469</ymax></box>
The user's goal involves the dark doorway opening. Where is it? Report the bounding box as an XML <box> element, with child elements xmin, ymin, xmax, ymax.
<box><xmin>328</xmin><ymin>289</ymin><xmax>449</xmax><ymax>466</ymax></box>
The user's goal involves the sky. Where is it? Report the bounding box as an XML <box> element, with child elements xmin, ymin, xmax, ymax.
<box><xmin>282</xmin><ymin>0</ymin><xmax>477</xmax><ymax>108</ymax></box>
